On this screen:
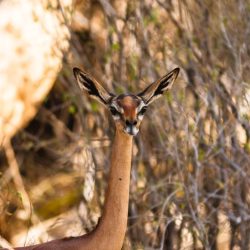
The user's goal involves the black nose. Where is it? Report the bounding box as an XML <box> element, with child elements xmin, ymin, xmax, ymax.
<box><xmin>125</xmin><ymin>120</ymin><xmax>137</xmax><ymax>126</ymax></box>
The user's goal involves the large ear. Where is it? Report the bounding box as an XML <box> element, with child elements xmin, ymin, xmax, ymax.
<box><xmin>73</xmin><ymin>67</ymin><xmax>114</xmax><ymax>105</ymax></box>
<box><xmin>138</xmin><ymin>68</ymin><xmax>180</xmax><ymax>104</ymax></box>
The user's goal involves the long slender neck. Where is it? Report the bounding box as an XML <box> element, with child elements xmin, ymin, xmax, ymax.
<box><xmin>92</xmin><ymin>129</ymin><xmax>133</xmax><ymax>248</ymax></box>
<box><xmin>9</xmin><ymin>129</ymin><xmax>133</xmax><ymax>250</ymax></box>
<box><xmin>71</xmin><ymin>129</ymin><xmax>133</xmax><ymax>250</ymax></box>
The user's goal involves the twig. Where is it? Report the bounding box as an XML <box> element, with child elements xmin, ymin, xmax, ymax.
<box><xmin>4</xmin><ymin>140</ymin><xmax>51</xmax><ymax>245</ymax></box>
<box><xmin>4</xmin><ymin>140</ymin><xmax>32</xmax><ymax>218</ymax></box>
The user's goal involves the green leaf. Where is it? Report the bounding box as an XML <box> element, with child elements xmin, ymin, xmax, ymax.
<box><xmin>165</xmin><ymin>92</ymin><xmax>173</xmax><ymax>102</ymax></box>
<box><xmin>68</xmin><ymin>105</ymin><xmax>77</xmax><ymax>114</ymax></box>
<box><xmin>111</xmin><ymin>43</ymin><xmax>120</xmax><ymax>52</ymax></box>
<box><xmin>90</xmin><ymin>101</ymin><xmax>99</xmax><ymax>112</ymax></box>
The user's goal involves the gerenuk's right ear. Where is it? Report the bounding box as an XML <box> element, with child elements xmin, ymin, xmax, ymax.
<box><xmin>73</xmin><ymin>67</ymin><xmax>114</xmax><ymax>105</ymax></box>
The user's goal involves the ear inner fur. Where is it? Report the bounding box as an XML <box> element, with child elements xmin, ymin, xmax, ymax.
<box><xmin>73</xmin><ymin>67</ymin><xmax>114</xmax><ymax>105</ymax></box>
<box><xmin>138</xmin><ymin>68</ymin><xmax>180</xmax><ymax>104</ymax></box>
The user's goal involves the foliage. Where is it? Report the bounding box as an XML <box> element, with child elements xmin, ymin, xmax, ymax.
<box><xmin>1</xmin><ymin>0</ymin><xmax>250</xmax><ymax>249</ymax></box>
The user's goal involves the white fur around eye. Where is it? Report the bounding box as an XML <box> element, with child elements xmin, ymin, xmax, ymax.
<box><xmin>112</xmin><ymin>114</ymin><xmax>120</xmax><ymax>120</ymax></box>
<box><xmin>110</xmin><ymin>103</ymin><xmax>124</xmax><ymax>114</ymax></box>
<box><xmin>110</xmin><ymin>104</ymin><xmax>118</xmax><ymax>109</ymax></box>
<box><xmin>137</xmin><ymin>102</ymin><xmax>147</xmax><ymax>120</ymax></box>
<box><xmin>138</xmin><ymin>114</ymin><xmax>144</xmax><ymax>121</ymax></box>
<box><xmin>136</xmin><ymin>101</ymin><xmax>146</xmax><ymax>113</ymax></box>
<box><xmin>110</xmin><ymin>104</ymin><xmax>122</xmax><ymax>120</ymax></box>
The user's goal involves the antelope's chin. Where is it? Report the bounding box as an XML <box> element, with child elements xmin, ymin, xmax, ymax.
<box><xmin>124</xmin><ymin>126</ymin><xmax>139</xmax><ymax>136</ymax></box>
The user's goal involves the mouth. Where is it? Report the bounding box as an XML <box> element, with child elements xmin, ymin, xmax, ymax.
<box><xmin>124</xmin><ymin>125</ymin><xmax>139</xmax><ymax>136</ymax></box>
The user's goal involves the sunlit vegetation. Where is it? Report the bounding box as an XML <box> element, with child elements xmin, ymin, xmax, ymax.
<box><xmin>0</xmin><ymin>0</ymin><xmax>250</xmax><ymax>249</ymax></box>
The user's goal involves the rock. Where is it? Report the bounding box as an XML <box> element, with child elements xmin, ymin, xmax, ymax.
<box><xmin>0</xmin><ymin>0</ymin><xmax>72</xmax><ymax>145</ymax></box>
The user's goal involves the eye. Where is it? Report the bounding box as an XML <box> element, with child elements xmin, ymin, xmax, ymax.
<box><xmin>110</xmin><ymin>106</ymin><xmax>120</xmax><ymax>116</ymax></box>
<box><xmin>139</xmin><ymin>106</ymin><xmax>147</xmax><ymax>115</ymax></box>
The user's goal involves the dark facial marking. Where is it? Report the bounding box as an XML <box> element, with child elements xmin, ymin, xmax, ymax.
<box><xmin>110</xmin><ymin>106</ymin><xmax>120</xmax><ymax>116</ymax></box>
<box><xmin>138</xmin><ymin>106</ymin><xmax>147</xmax><ymax>115</ymax></box>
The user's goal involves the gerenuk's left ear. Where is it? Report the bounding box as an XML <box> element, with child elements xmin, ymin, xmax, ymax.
<box><xmin>73</xmin><ymin>67</ymin><xmax>114</xmax><ymax>105</ymax></box>
<box><xmin>138</xmin><ymin>68</ymin><xmax>180</xmax><ymax>104</ymax></box>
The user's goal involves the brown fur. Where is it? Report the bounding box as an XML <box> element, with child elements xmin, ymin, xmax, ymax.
<box><xmin>117</xmin><ymin>96</ymin><xmax>140</xmax><ymax>121</ymax></box>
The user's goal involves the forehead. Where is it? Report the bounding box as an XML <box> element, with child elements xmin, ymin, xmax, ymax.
<box><xmin>116</xmin><ymin>94</ymin><xmax>141</xmax><ymax>107</ymax></box>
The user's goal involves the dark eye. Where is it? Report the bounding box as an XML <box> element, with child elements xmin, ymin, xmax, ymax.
<box><xmin>139</xmin><ymin>106</ymin><xmax>147</xmax><ymax>115</ymax></box>
<box><xmin>110</xmin><ymin>106</ymin><xmax>120</xmax><ymax>116</ymax></box>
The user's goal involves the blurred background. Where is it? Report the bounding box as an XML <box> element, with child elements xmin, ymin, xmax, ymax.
<box><xmin>0</xmin><ymin>0</ymin><xmax>250</xmax><ymax>249</ymax></box>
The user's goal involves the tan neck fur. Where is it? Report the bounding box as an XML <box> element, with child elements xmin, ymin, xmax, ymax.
<box><xmin>90</xmin><ymin>128</ymin><xmax>133</xmax><ymax>248</ymax></box>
